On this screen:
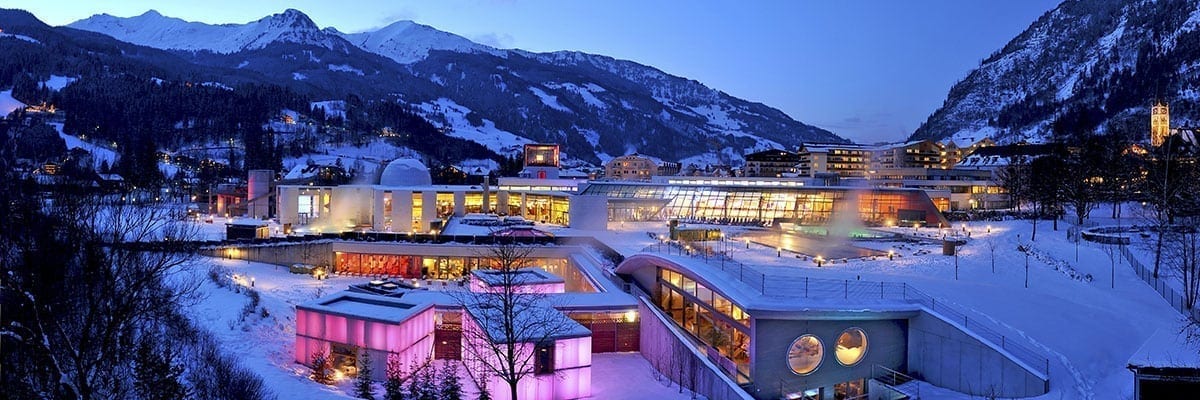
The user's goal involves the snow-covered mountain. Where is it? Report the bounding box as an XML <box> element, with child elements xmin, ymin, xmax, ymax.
<box><xmin>63</xmin><ymin>8</ymin><xmax>846</xmax><ymax>165</ymax></box>
<box><xmin>67</xmin><ymin>9</ymin><xmax>349</xmax><ymax>54</ymax></box>
<box><xmin>327</xmin><ymin>21</ymin><xmax>502</xmax><ymax>64</ymax></box>
<box><xmin>910</xmin><ymin>0</ymin><xmax>1200</xmax><ymax>145</ymax></box>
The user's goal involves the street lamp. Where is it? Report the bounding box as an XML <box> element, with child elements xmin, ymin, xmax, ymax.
<box><xmin>815</xmin><ymin>255</ymin><xmax>824</xmax><ymax>268</ymax></box>
<box><xmin>888</xmin><ymin>249</ymin><xmax>894</xmax><ymax>261</ymax></box>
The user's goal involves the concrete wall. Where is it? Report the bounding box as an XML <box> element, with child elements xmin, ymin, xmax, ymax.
<box><xmin>750</xmin><ymin>317</ymin><xmax>907</xmax><ymax>400</ymax></box>
<box><xmin>202</xmin><ymin>242</ymin><xmax>334</xmax><ymax>267</ymax></box>
<box><xmin>278</xmin><ymin>186</ymin><xmax>299</xmax><ymax>226</ymax></box>
<box><xmin>568</xmin><ymin>195</ymin><xmax>609</xmax><ymax>231</ymax></box>
<box><xmin>637</xmin><ymin>298</ymin><xmax>755</xmax><ymax>400</ymax></box>
<box><xmin>907</xmin><ymin>311</ymin><xmax>1047</xmax><ymax>398</ymax></box>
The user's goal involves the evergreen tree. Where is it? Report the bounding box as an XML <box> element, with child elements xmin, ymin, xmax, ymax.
<box><xmin>311</xmin><ymin>349</ymin><xmax>333</xmax><ymax>385</ymax></box>
<box><xmin>407</xmin><ymin>364</ymin><xmax>437</xmax><ymax>400</ymax></box>
<box><xmin>133</xmin><ymin>336</ymin><xmax>189</xmax><ymax>400</ymax></box>
<box><xmin>355</xmin><ymin>350</ymin><xmax>376</xmax><ymax>399</ymax></box>
<box><xmin>384</xmin><ymin>353</ymin><xmax>406</xmax><ymax>400</ymax></box>
<box><xmin>438</xmin><ymin>363</ymin><xmax>463</xmax><ymax>400</ymax></box>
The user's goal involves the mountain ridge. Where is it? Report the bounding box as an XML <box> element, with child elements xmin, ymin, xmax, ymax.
<box><xmin>55</xmin><ymin>8</ymin><xmax>847</xmax><ymax>166</ymax></box>
<box><xmin>910</xmin><ymin>0</ymin><xmax>1200</xmax><ymax>145</ymax></box>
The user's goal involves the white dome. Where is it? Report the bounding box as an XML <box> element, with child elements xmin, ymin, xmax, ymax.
<box><xmin>379</xmin><ymin>158</ymin><xmax>432</xmax><ymax>186</ymax></box>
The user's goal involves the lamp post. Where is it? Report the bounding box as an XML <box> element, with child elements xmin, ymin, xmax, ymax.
<box><xmin>954</xmin><ymin>245</ymin><xmax>959</xmax><ymax>280</ymax></box>
<box><xmin>816</xmin><ymin>255</ymin><xmax>824</xmax><ymax>268</ymax></box>
<box><xmin>888</xmin><ymin>249</ymin><xmax>894</xmax><ymax>261</ymax></box>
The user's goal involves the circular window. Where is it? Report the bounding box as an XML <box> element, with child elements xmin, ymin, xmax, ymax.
<box><xmin>786</xmin><ymin>334</ymin><xmax>823</xmax><ymax>375</ymax></box>
<box><xmin>835</xmin><ymin>328</ymin><xmax>868</xmax><ymax>366</ymax></box>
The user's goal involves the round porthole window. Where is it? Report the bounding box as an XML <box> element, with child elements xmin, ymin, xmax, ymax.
<box><xmin>786</xmin><ymin>334</ymin><xmax>823</xmax><ymax>375</ymax></box>
<box><xmin>835</xmin><ymin>328</ymin><xmax>868</xmax><ymax>366</ymax></box>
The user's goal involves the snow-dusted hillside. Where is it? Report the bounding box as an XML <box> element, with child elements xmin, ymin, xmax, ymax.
<box><xmin>67</xmin><ymin>9</ymin><xmax>346</xmax><ymax>53</ymax></box>
<box><xmin>911</xmin><ymin>0</ymin><xmax>1200</xmax><ymax>144</ymax></box>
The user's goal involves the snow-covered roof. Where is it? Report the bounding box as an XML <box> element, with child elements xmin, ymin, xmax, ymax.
<box><xmin>1128</xmin><ymin>328</ymin><xmax>1200</xmax><ymax>369</ymax></box>
<box><xmin>464</xmin><ymin>300</ymin><xmax>591</xmax><ymax>343</ymax></box>
<box><xmin>227</xmin><ymin>217</ymin><xmax>269</xmax><ymax>227</ymax></box>
<box><xmin>472</xmin><ymin>267</ymin><xmax>564</xmax><ymax>287</ymax></box>
<box><xmin>379</xmin><ymin>158</ymin><xmax>432</xmax><ymax>186</ymax></box>
<box><xmin>298</xmin><ymin>291</ymin><xmax>434</xmax><ymax>324</ymax></box>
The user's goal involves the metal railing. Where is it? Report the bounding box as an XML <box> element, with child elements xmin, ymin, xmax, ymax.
<box><xmin>1120</xmin><ymin>245</ymin><xmax>1200</xmax><ymax>321</ymax></box>
<box><xmin>871</xmin><ymin>364</ymin><xmax>918</xmax><ymax>399</ymax></box>
<box><xmin>641</xmin><ymin>239</ymin><xmax>1050</xmax><ymax>378</ymax></box>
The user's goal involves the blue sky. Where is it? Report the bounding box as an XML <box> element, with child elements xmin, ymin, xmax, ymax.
<box><xmin>10</xmin><ymin>0</ymin><xmax>1060</xmax><ymax>144</ymax></box>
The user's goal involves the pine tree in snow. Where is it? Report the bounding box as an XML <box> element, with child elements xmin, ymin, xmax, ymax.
<box><xmin>355</xmin><ymin>350</ymin><xmax>376</xmax><ymax>399</ymax></box>
<box><xmin>438</xmin><ymin>362</ymin><xmax>463</xmax><ymax>400</ymax></box>
<box><xmin>383</xmin><ymin>353</ymin><xmax>406</xmax><ymax>400</ymax></box>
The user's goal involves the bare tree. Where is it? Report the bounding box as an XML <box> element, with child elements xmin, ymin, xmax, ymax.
<box><xmin>987</xmin><ymin>237</ymin><xmax>999</xmax><ymax>273</ymax></box>
<box><xmin>454</xmin><ymin>241</ymin><xmax>580</xmax><ymax>400</ymax></box>
<box><xmin>1164</xmin><ymin>221</ymin><xmax>1200</xmax><ymax>310</ymax></box>
<box><xmin>1</xmin><ymin>191</ymin><xmax>204</xmax><ymax>399</ymax></box>
<box><xmin>996</xmin><ymin>155</ymin><xmax>1029</xmax><ymax>214</ymax></box>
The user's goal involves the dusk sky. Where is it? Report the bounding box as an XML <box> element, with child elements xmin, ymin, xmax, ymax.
<box><xmin>11</xmin><ymin>0</ymin><xmax>1060</xmax><ymax>144</ymax></box>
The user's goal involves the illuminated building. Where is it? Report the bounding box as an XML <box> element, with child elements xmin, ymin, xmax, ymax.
<box><xmin>603</xmin><ymin>153</ymin><xmax>659</xmax><ymax>181</ymax></box>
<box><xmin>291</xmin><ymin>243</ymin><xmax>636</xmax><ymax>399</ymax></box>
<box><xmin>797</xmin><ymin>143</ymin><xmax>873</xmax><ymax>178</ymax></box>
<box><xmin>1151</xmin><ymin>100</ymin><xmax>1170</xmax><ymax>147</ymax></box>
<box><xmin>581</xmin><ymin>179</ymin><xmax>950</xmax><ymax>227</ymax></box>
<box><xmin>743</xmin><ymin>149</ymin><xmax>801</xmax><ymax>177</ymax></box>
<box><xmin>522</xmin><ymin>144</ymin><xmax>561</xmax><ymax>179</ymax></box>
<box><xmin>617</xmin><ymin>253</ymin><xmax>1050</xmax><ymax>399</ymax></box>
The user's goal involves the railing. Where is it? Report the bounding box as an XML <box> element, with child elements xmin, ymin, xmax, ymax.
<box><xmin>640</xmin><ymin>239</ymin><xmax>1050</xmax><ymax>378</ymax></box>
<box><xmin>1119</xmin><ymin>245</ymin><xmax>1200</xmax><ymax>321</ymax></box>
<box><xmin>871</xmin><ymin>364</ymin><xmax>918</xmax><ymax>399</ymax></box>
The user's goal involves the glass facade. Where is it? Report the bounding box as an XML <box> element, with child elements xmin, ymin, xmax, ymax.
<box><xmin>582</xmin><ymin>183</ymin><xmax>947</xmax><ymax>227</ymax></box>
<box><xmin>334</xmin><ymin>254</ymin><xmax>594</xmax><ymax>292</ymax></box>
<box><xmin>656</xmin><ymin>268</ymin><xmax>751</xmax><ymax>384</ymax></box>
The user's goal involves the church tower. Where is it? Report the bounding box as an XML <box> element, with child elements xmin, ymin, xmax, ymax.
<box><xmin>1151</xmin><ymin>100</ymin><xmax>1170</xmax><ymax>147</ymax></box>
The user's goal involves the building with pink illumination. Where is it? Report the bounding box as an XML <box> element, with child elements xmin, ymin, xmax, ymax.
<box><xmin>462</xmin><ymin>302</ymin><xmax>592</xmax><ymax>400</ymax></box>
<box><xmin>295</xmin><ymin>292</ymin><xmax>435</xmax><ymax>380</ymax></box>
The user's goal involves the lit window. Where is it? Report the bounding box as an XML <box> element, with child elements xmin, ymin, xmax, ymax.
<box><xmin>835</xmin><ymin>328</ymin><xmax>867</xmax><ymax>366</ymax></box>
<box><xmin>787</xmin><ymin>335</ymin><xmax>823</xmax><ymax>375</ymax></box>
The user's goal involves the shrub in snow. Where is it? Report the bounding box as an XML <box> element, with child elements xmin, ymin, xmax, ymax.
<box><xmin>311</xmin><ymin>349</ymin><xmax>334</xmax><ymax>385</ymax></box>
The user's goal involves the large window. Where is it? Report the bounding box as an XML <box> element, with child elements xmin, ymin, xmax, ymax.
<box><xmin>787</xmin><ymin>335</ymin><xmax>823</xmax><ymax>375</ymax></box>
<box><xmin>835</xmin><ymin>328</ymin><xmax>868</xmax><ymax>366</ymax></box>
<box><xmin>656</xmin><ymin>268</ymin><xmax>750</xmax><ymax>383</ymax></box>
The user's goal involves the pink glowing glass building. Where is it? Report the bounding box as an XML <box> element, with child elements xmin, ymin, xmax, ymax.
<box><xmin>295</xmin><ymin>292</ymin><xmax>435</xmax><ymax>380</ymax></box>
<box><xmin>461</xmin><ymin>302</ymin><xmax>592</xmax><ymax>400</ymax></box>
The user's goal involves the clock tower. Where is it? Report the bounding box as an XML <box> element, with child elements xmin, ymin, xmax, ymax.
<box><xmin>1151</xmin><ymin>100</ymin><xmax>1170</xmax><ymax>147</ymax></box>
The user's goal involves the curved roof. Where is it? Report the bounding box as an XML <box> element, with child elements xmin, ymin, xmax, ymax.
<box><xmin>379</xmin><ymin>158</ymin><xmax>432</xmax><ymax>186</ymax></box>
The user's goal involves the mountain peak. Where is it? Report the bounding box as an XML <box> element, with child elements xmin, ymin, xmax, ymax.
<box><xmin>333</xmin><ymin>19</ymin><xmax>497</xmax><ymax>64</ymax></box>
<box><xmin>262</xmin><ymin>8</ymin><xmax>318</xmax><ymax>32</ymax></box>
<box><xmin>69</xmin><ymin>8</ymin><xmax>340</xmax><ymax>53</ymax></box>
